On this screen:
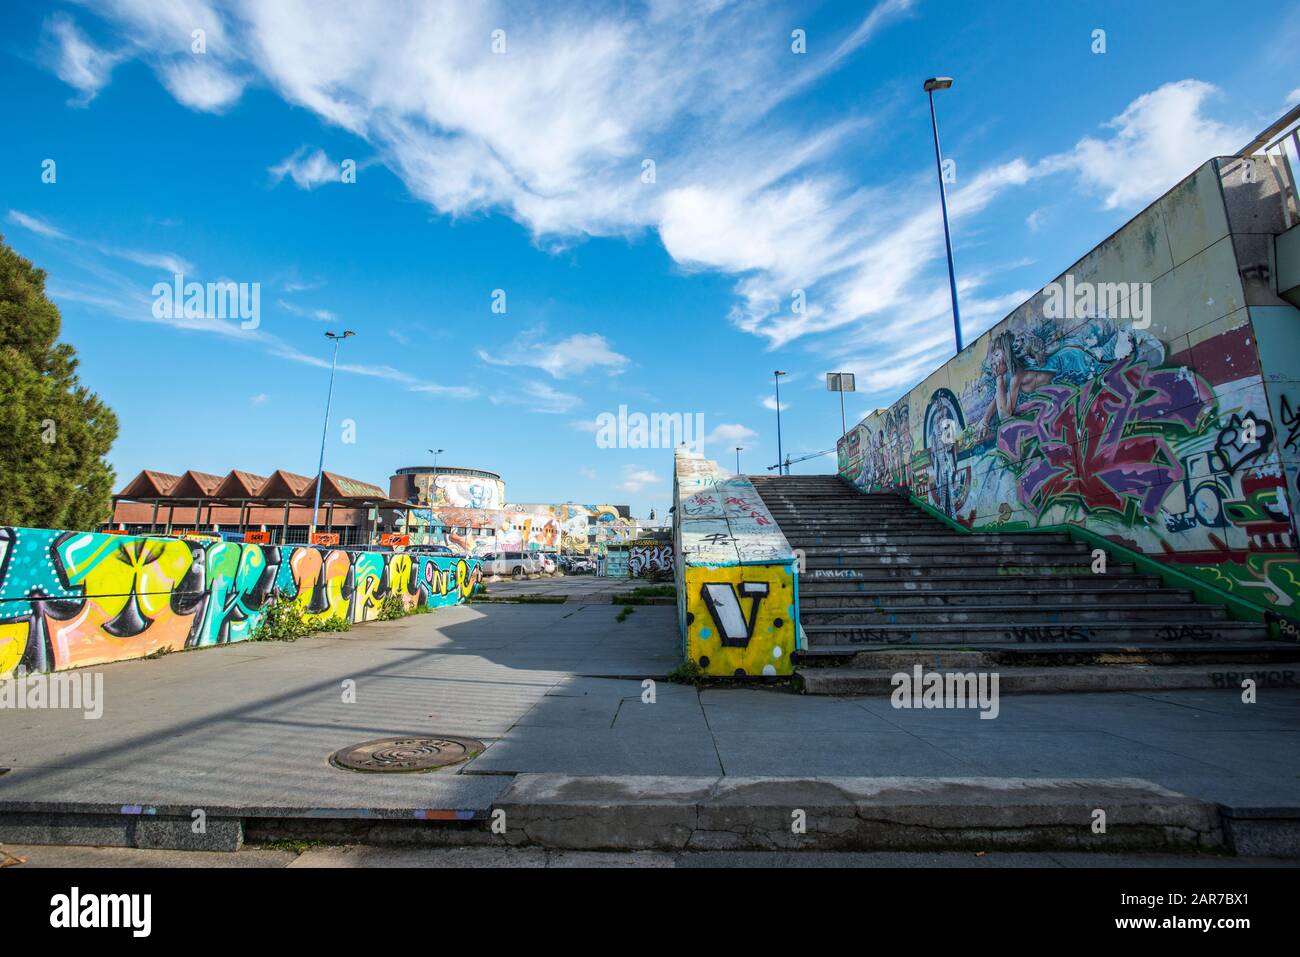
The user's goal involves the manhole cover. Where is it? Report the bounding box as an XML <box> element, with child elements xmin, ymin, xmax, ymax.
<box><xmin>329</xmin><ymin>736</ymin><xmax>484</xmax><ymax>773</ymax></box>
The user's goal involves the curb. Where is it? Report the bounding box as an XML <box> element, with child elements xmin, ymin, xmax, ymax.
<box><xmin>492</xmin><ymin>774</ymin><xmax>1225</xmax><ymax>853</ymax></box>
<box><xmin>794</xmin><ymin>664</ymin><xmax>1300</xmax><ymax>695</ymax></box>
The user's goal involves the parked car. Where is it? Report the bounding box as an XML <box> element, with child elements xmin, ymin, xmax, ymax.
<box><xmin>482</xmin><ymin>551</ymin><xmax>538</xmax><ymax>579</ymax></box>
<box><xmin>537</xmin><ymin>553</ymin><xmax>558</xmax><ymax>574</ymax></box>
<box><xmin>405</xmin><ymin>544</ymin><xmax>457</xmax><ymax>557</ymax></box>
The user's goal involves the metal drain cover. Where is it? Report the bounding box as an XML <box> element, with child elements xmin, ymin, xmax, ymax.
<box><xmin>330</xmin><ymin>736</ymin><xmax>484</xmax><ymax>772</ymax></box>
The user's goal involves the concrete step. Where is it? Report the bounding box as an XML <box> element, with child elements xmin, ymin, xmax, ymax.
<box><xmin>800</xmin><ymin>603</ymin><xmax>1228</xmax><ymax>626</ymax></box>
<box><xmin>799</xmin><ymin>588</ymin><xmax>1192</xmax><ymax>608</ymax></box>
<box><xmin>801</xmin><ymin>619</ymin><xmax>1270</xmax><ymax>646</ymax></box>
<box><xmin>798</xmin><ymin>640</ymin><xmax>1296</xmax><ymax>662</ymax></box>
<box><xmin>785</xmin><ymin>533</ymin><xmax>1073</xmax><ymax>546</ymax></box>
<box><xmin>796</xmin><ymin>543</ymin><xmax>1090</xmax><ymax>558</ymax></box>
<box><xmin>491</xmin><ymin>774</ymin><xmax>1223</xmax><ymax>852</ymax></box>
<box><xmin>803</xmin><ymin>551</ymin><xmax>1096</xmax><ymax>567</ymax></box>
<box><xmin>798</xmin><ymin>575</ymin><xmax>1168</xmax><ymax>593</ymax></box>
<box><xmin>795</xmin><ymin>663</ymin><xmax>1300</xmax><ymax>696</ymax></box>
<box><xmin>801</xmin><ymin>564</ymin><xmax>1135</xmax><ymax>581</ymax></box>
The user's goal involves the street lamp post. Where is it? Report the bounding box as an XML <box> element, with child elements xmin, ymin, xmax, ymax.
<box><xmin>428</xmin><ymin>448</ymin><xmax>443</xmax><ymax>471</ymax></box>
<box><xmin>735</xmin><ymin>446</ymin><xmax>743</xmax><ymax>475</ymax></box>
<box><xmin>310</xmin><ymin>330</ymin><xmax>356</xmax><ymax>538</ymax></box>
<box><xmin>924</xmin><ymin>76</ymin><xmax>963</xmax><ymax>355</ymax></box>
<box><xmin>773</xmin><ymin>370</ymin><xmax>787</xmax><ymax>475</ymax></box>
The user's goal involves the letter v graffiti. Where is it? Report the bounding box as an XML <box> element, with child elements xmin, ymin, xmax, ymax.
<box><xmin>701</xmin><ymin>581</ymin><xmax>769</xmax><ymax>648</ymax></box>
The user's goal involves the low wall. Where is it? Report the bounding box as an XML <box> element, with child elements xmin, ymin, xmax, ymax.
<box><xmin>673</xmin><ymin>449</ymin><xmax>799</xmax><ymax>676</ymax></box>
<box><xmin>836</xmin><ymin>157</ymin><xmax>1300</xmax><ymax>622</ymax></box>
<box><xmin>0</xmin><ymin>526</ymin><xmax>482</xmax><ymax>677</ymax></box>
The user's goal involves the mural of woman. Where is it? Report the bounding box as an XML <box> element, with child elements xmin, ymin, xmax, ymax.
<box><xmin>975</xmin><ymin>329</ymin><xmax>1106</xmax><ymax>438</ymax></box>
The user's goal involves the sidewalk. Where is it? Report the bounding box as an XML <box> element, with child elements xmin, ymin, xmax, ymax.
<box><xmin>2</xmin><ymin>584</ymin><xmax>1298</xmax><ymax>853</ymax></box>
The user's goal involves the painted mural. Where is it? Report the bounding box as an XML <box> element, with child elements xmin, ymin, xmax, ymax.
<box><xmin>674</xmin><ymin>449</ymin><xmax>798</xmax><ymax>676</ymax></box>
<box><xmin>0</xmin><ymin>526</ymin><xmax>482</xmax><ymax>677</ymax></box>
<box><xmin>411</xmin><ymin>502</ymin><xmax>636</xmax><ymax>557</ymax></box>
<box><xmin>629</xmin><ymin>539</ymin><xmax>674</xmax><ymax>578</ymax></box>
<box><xmin>837</xmin><ymin>159</ymin><xmax>1300</xmax><ymax>622</ymax></box>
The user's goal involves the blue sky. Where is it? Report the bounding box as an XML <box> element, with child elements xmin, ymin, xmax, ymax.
<box><xmin>2</xmin><ymin>0</ymin><xmax>1297</xmax><ymax>519</ymax></box>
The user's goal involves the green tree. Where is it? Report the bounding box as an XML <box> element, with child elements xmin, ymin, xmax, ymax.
<box><xmin>0</xmin><ymin>234</ymin><xmax>118</xmax><ymax>530</ymax></box>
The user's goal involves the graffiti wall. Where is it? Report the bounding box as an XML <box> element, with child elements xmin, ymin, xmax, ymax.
<box><xmin>674</xmin><ymin>449</ymin><xmax>798</xmax><ymax>676</ymax></box>
<box><xmin>413</xmin><ymin>502</ymin><xmax>636</xmax><ymax>557</ymax></box>
<box><xmin>0</xmin><ymin>526</ymin><xmax>482</xmax><ymax>677</ymax></box>
<box><xmin>837</xmin><ymin>158</ymin><xmax>1300</xmax><ymax>621</ymax></box>
<box><xmin>629</xmin><ymin>539</ymin><xmax>674</xmax><ymax>578</ymax></box>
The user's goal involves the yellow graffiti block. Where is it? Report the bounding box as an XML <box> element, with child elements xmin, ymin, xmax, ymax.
<box><xmin>684</xmin><ymin>564</ymin><xmax>796</xmax><ymax>677</ymax></box>
<box><xmin>0</xmin><ymin>620</ymin><xmax>28</xmax><ymax>677</ymax></box>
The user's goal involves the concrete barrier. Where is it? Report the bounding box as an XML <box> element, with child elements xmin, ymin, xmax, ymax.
<box><xmin>673</xmin><ymin>449</ymin><xmax>799</xmax><ymax>676</ymax></box>
<box><xmin>0</xmin><ymin>525</ymin><xmax>481</xmax><ymax>677</ymax></box>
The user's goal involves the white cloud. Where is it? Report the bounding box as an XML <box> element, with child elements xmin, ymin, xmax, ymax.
<box><xmin>248</xmin><ymin>392</ymin><xmax>269</xmax><ymax>405</ymax></box>
<box><xmin>41</xmin><ymin>13</ymin><xmax>125</xmax><ymax>105</ymax></box>
<box><xmin>479</xmin><ymin>332</ymin><xmax>628</xmax><ymax>379</ymax></box>
<box><xmin>270</xmin><ymin>147</ymin><xmax>343</xmax><ymax>190</ymax></box>
<box><xmin>702</xmin><ymin>423</ymin><xmax>758</xmax><ymax>449</ymax></box>
<box><xmin>489</xmin><ymin>380</ymin><xmax>580</xmax><ymax>414</ymax></box>
<box><xmin>619</xmin><ymin>466</ymin><xmax>664</xmax><ymax>494</ymax></box>
<box><xmin>7</xmin><ymin>209</ymin><xmax>193</xmax><ymax>274</ymax></box>
<box><xmin>6</xmin><ymin>210</ymin><xmax>68</xmax><ymax>239</ymax></box>
<box><xmin>570</xmin><ymin>418</ymin><xmax>601</xmax><ymax>433</ymax></box>
<box><xmin>159</xmin><ymin>57</ymin><xmax>245</xmax><ymax>112</ymax></box>
<box><xmin>761</xmin><ymin>396</ymin><xmax>788</xmax><ymax>412</ymax></box>
<box><xmin>1065</xmin><ymin>80</ymin><xmax>1249</xmax><ymax>209</ymax></box>
<box><xmin>277</xmin><ymin>299</ymin><xmax>337</xmax><ymax>322</ymax></box>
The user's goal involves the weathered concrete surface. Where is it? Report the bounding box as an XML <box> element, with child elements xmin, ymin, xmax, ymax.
<box><xmin>493</xmin><ymin>775</ymin><xmax>1223</xmax><ymax>852</ymax></box>
<box><xmin>7</xmin><ymin>842</ymin><xmax>1294</xmax><ymax>868</ymax></box>
<box><xmin>797</xmin><ymin>664</ymin><xmax>1300</xmax><ymax>696</ymax></box>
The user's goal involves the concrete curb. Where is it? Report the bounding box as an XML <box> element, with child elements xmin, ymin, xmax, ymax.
<box><xmin>492</xmin><ymin>775</ymin><xmax>1225</xmax><ymax>853</ymax></box>
<box><xmin>5</xmin><ymin>777</ymin><xmax>1296</xmax><ymax>855</ymax></box>
<box><xmin>794</xmin><ymin>664</ymin><xmax>1299</xmax><ymax>695</ymax></box>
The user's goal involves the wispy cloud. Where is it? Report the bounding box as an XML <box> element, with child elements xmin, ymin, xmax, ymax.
<box><xmin>486</xmin><ymin>380</ymin><xmax>581</xmax><ymax>414</ymax></box>
<box><xmin>479</xmin><ymin>332</ymin><xmax>629</xmax><ymax>379</ymax></box>
<box><xmin>269</xmin><ymin>146</ymin><xmax>344</xmax><ymax>190</ymax></box>
<box><xmin>277</xmin><ymin>299</ymin><xmax>337</xmax><ymax>322</ymax></box>
<box><xmin>40</xmin><ymin>13</ymin><xmax>125</xmax><ymax>106</ymax></box>
<box><xmin>7</xmin><ymin>209</ymin><xmax>193</xmax><ymax>274</ymax></box>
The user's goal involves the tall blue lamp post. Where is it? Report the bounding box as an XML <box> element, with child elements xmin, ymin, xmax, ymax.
<box><xmin>924</xmin><ymin>76</ymin><xmax>963</xmax><ymax>354</ymax></box>
<box><xmin>309</xmin><ymin>329</ymin><xmax>355</xmax><ymax>538</ymax></box>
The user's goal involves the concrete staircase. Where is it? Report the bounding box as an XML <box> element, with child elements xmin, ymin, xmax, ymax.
<box><xmin>748</xmin><ymin>474</ymin><xmax>1289</xmax><ymax>691</ymax></box>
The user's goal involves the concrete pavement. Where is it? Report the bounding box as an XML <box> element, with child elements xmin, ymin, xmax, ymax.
<box><xmin>2</xmin><ymin>575</ymin><xmax>1298</xmax><ymax>857</ymax></box>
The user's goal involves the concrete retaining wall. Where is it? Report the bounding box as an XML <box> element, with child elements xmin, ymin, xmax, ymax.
<box><xmin>837</xmin><ymin>157</ymin><xmax>1300</xmax><ymax>624</ymax></box>
<box><xmin>0</xmin><ymin>526</ymin><xmax>482</xmax><ymax>677</ymax></box>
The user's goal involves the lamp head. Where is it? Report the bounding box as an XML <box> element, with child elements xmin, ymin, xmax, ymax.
<box><xmin>923</xmin><ymin>77</ymin><xmax>953</xmax><ymax>92</ymax></box>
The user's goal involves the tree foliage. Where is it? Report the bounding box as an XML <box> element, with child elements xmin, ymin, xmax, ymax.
<box><xmin>0</xmin><ymin>234</ymin><xmax>119</xmax><ymax>530</ymax></box>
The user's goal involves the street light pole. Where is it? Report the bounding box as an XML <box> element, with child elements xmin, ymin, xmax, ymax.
<box><xmin>924</xmin><ymin>76</ymin><xmax>963</xmax><ymax>355</ymax></box>
<box><xmin>774</xmin><ymin>370</ymin><xmax>787</xmax><ymax>475</ymax></box>
<box><xmin>310</xmin><ymin>330</ymin><xmax>355</xmax><ymax>538</ymax></box>
<box><xmin>735</xmin><ymin>446</ymin><xmax>743</xmax><ymax>475</ymax></box>
<box><xmin>428</xmin><ymin>448</ymin><xmax>443</xmax><ymax>472</ymax></box>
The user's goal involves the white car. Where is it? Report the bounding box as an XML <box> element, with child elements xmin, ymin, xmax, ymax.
<box><xmin>483</xmin><ymin>551</ymin><xmax>538</xmax><ymax>579</ymax></box>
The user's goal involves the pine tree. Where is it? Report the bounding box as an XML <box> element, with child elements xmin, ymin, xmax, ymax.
<box><xmin>0</xmin><ymin>234</ymin><xmax>119</xmax><ymax>530</ymax></box>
